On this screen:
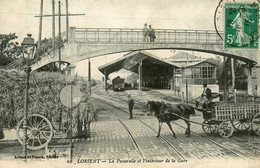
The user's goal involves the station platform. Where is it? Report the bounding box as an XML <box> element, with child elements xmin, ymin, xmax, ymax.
<box><xmin>124</xmin><ymin>89</ymin><xmax>183</xmax><ymax>103</ymax></box>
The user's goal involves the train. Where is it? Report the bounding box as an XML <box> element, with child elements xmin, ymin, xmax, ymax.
<box><xmin>112</xmin><ymin>76</ymin><xmax>125</xmax><ymax>91</ymax></box>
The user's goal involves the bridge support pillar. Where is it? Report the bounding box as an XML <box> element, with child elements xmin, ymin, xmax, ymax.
<box><xmin>69</xmin><ymin>27</ymin><xmax>76</xmax><ymax>43</ymax></box>
<box><xmin>70</xmin><ymin>65</ymin><xmax>76</xmax><ymax>76</ymax></box>
<box><xmin>65</xmin><ymin>64</ymin><xmax>76</xmax><ymax>76</ymax></box>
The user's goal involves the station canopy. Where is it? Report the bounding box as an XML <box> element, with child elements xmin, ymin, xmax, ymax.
<box><xmin>98</xmin><ymin>51</ymin><xmax>180</xmax><ymax>75</ymax></box>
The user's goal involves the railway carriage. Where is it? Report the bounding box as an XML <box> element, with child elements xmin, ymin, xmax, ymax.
<box><xmin>112</xmin><ymin>76</ymin><xmax>125</xmax><ymax>91</ymax></box>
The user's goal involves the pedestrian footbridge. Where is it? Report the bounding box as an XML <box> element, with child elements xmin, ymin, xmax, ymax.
<box><xmin>31</xmin><ymin>27</ymin><xmax>259</xmax><ymax>71</ymax></box>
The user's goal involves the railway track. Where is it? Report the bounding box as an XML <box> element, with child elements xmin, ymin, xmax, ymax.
<box><xmin>99</xmin><ymin>91</ymin><xmax>148</xmax><ymax>112</ymax></box>
<box><xmin>171</xmin><ymin>122</ymin><xmax>244</xmax><ymax>158</ymax></box>
<box><xmin>92</xmin><ymin>91</ymin><xmax>245</xmax><ymax>159</ymax></box>
<box><xmin>92</xmin><ymin>96</ymin><xmax>187</xmax><ymax>160</ymax></box>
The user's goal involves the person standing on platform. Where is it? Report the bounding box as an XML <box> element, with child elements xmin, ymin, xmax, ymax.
<box><xmin>143</xmin><ymin>23</ymin><xmax>149</xmax><ymax>42</ymax></box>
<box><xmin>128</xmin><ymin>95</ymin><xmax>134</xmax><ymax>119</ymax></box>
<box><xmin>148</xmin><ymin>25</ymin><xmax>156</xmax><ymax>42</ymax></box>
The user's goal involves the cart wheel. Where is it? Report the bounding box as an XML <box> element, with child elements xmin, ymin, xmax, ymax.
<box><xmin>202</xmin><ymin>120</ymin><xmax>216</xmax><ymax>134</ymax></box>
<box><xmin>252</xmin><ymin>113</ymin><xmax>260</xmax><ymax>136</ymax></box>
<box><xmin>16</xmin><ymin>114</ymin><xmax>54</xmax><ymax>150</ymax></box>
<box><xmin>231</xmin><ymin>119</ymin><xmax>250</xmax><ymax>131</ymax></box>
<box><xmin>218</xmin><ymin>121</ymin><xmax>233</xmax><ymax>138</ymax></box>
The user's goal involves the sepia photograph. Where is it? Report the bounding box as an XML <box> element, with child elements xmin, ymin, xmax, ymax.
<box><xmin>0</xmin><ymin>0</ymin><xmax>260</xmax><ymax>167</ymax></box>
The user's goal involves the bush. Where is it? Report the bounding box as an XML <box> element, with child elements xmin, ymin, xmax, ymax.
<box><xmin>0</xmin><ymin>70</ymin><xmax>96</xmax><ymax>137</ymax></box>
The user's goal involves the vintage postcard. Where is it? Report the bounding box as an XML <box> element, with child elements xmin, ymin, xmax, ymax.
<box><xmin>0</xmin><ymin>0</ymin><xmax>260</xmax><ymax>168</ymax></box>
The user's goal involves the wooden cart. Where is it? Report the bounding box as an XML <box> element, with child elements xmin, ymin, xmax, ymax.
<box><xmin>202</xmin><ymin>104</ymin><xmax>260</xmax><ymax>138</ymax></box>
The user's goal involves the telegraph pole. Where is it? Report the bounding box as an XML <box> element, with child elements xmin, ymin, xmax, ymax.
<box><xmin>88</xmin><ymin>59</ymin><xmax>91</xmax><ymax>95</ymax></box>
<box><xmin>58</xmin><ymin>0</ymin><xmax>61</xmax><ymax>72</ymax></box>
<box><xmin>52</xmin><ymin>0</ymin><xmax>56</xmax><ymax>71</ymax></box>
<box><xmin>223</xmin><ymin>57</ymin><xmax>227</xmax><ymax>103</ymax></box>
<box><xmin>38</xmin><ymin>0</ymin><xmax>43</xmax><ymax>49</ymax></box>
<box><xmin>66</xmin><ymin>0</ymin><xmax>69</xmax><ymax>42</ymax></box>
<box><xmin>35</xmin><ymin>0</ymin><xmax>85</xmax><ymax>72</ymax></box>
<box><xmin>52</xmin><ymin>0</ymin><xmax>55</xmax><ymax>54</ymax></box>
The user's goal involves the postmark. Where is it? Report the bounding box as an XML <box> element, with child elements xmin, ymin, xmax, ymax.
<box><xmin>224</xmin><ymin>3</ymin><xmax>259</xmax><ymax>49</ymax></box>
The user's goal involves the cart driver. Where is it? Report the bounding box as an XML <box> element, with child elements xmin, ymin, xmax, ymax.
<box><xmin>196</xmin><ymin>83</ymin><xmax>212</xmax><ymax>110</ymax></box>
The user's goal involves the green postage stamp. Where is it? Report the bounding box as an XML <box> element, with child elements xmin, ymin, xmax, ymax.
<box><xmin>224</xmin><ymin>3</ymin><xmax>258</xmax><ymax>49</ymax></box>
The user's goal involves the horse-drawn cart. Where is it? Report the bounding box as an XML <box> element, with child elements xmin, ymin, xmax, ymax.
<box><xmin>201</xmin><ymin>104</ymin><xmax>260</xmax><ymax>138</ymax></box>
<box><xmin>147</xmin><ymin>97</ymin><xmax>260</xmax><ymax>138</ymax></box>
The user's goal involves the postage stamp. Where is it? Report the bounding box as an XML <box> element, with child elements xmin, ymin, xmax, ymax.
<box><xmin>224</xmin><ymin>3</ymin><xmax>259</xmax><ymax>49</ymax></box>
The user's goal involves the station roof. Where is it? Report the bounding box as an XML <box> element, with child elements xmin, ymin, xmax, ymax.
<box><xmin>168</xmin><ymin>52</ymin><xmax>202</xmax><ymax>61</ymax></box>
<box><xmin>182</xmin><ymin>59</ymin><xmax>217</xmax><ymax>68</ymax></box>
<box><xmin>98</xmin><ymin>51</ymin><xmax>180</xmax><ymax>75</ymax></box>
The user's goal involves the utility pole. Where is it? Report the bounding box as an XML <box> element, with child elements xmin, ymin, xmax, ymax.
<box><xmin>223</xmin><ymin>57</ymin><xmax>227</xmax><ymax>103</ymax></box>
<box><xmin>52</xmin><ymin>0</ymin><xmax>55</xmax><ymax>53</ymax></box>
<box><xmin>38</xmin><ymin>0</ymin><xmax>43</xmax><ymax>50</ymax></box>
<box><xmin>231</xmin><ymin>58</ymin><xmax>236</xmax><ymax>103</ymax></box>
<box><xmin>138</xmin><ymin>61</ymin><xmax>142</xmax><ymax>91</ymax></box>
<box><xmin>66</xmin><ymin>0</ymin><xmax>69</xmax><ymax>42</ymax></box>
<box><xmin>58</xmin><ymin>0</ymin><xmax>61</xmax><ymax>72</ymax></box>
<box><xmin>181</xmin><ymin>69</ymin><xmax>184</xmax><ymax>103</ymax></box>
<box><xmin>88</xmin><ymin>59</ymin><xmax>91</xmax><ymax>95</ymax></box>
<box><xmin>186</xmin><ymin>75</ymin><xmax>188</xmax><ymax>105</ymax></box>
<box><xmin>35</xmin><ymin>0</ymin><xmax>84</xmax><ymax>73</ymax></box>
<box><xmin>52</xmin><ymin>0</ymin><xmax>55</xmax><ymax>71</ymax></box>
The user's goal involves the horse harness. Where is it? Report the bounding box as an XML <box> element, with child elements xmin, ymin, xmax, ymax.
<box><xmin>158</xmin><ymin>104</ymin><xmax>185</xmax><ymax>117</ymax></box>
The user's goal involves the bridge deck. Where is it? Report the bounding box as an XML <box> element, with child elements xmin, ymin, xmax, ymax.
<box><xmin>29</xmin><ymin>27</ymin><xmax>258</xmax><ymax>71</ymax></box>
<box><xmin>71</xmin><ymin>28</ymin><xmax>223</xmax><ymax>44</ymax></box>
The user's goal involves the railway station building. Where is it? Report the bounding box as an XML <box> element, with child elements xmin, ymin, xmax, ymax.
<box><xmin>98</xmin><ymin>51</ymin><xmax>179</xmax><ymax>91</ymax></box>
<box><xmin>179</xmin><ymin>60</ymin><xmax>219</xmax><ymax>100</ymax></box>
<box><xmin>168</xmin><ymin>52</ymin><xmax>219</xmax><ymax>100</ymax></box>
<box><xmin>98</xmin><ymin>51</ymin><xmax>219</xmax><ymax>100</ymax></box>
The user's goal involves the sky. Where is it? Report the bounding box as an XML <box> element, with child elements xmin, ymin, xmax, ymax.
<box><xmin>0</xmin><ymin>0</ymin><xmax>250</xmax><ymax>79</ymax></box>
<box><xmin>0</xmin><ymin>0</ymin><xmax>221</xmax><ymax>40</ymax></box>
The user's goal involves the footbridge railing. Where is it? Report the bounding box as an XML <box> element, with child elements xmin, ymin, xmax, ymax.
<box><xmin>31</xmin><ymin>27</ymin><xmax>259</xmax><ymax>70</ymax></box>
<box><xmin>70</xmin><ymin>28</ymin><xmax>223</xmax><ymax>44</ymax></box>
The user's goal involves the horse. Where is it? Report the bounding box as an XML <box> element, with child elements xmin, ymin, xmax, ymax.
<box><xmin>146</xmin><ymin>100</ymin><xmax>195</xmax><ymax>138</ymax></box>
